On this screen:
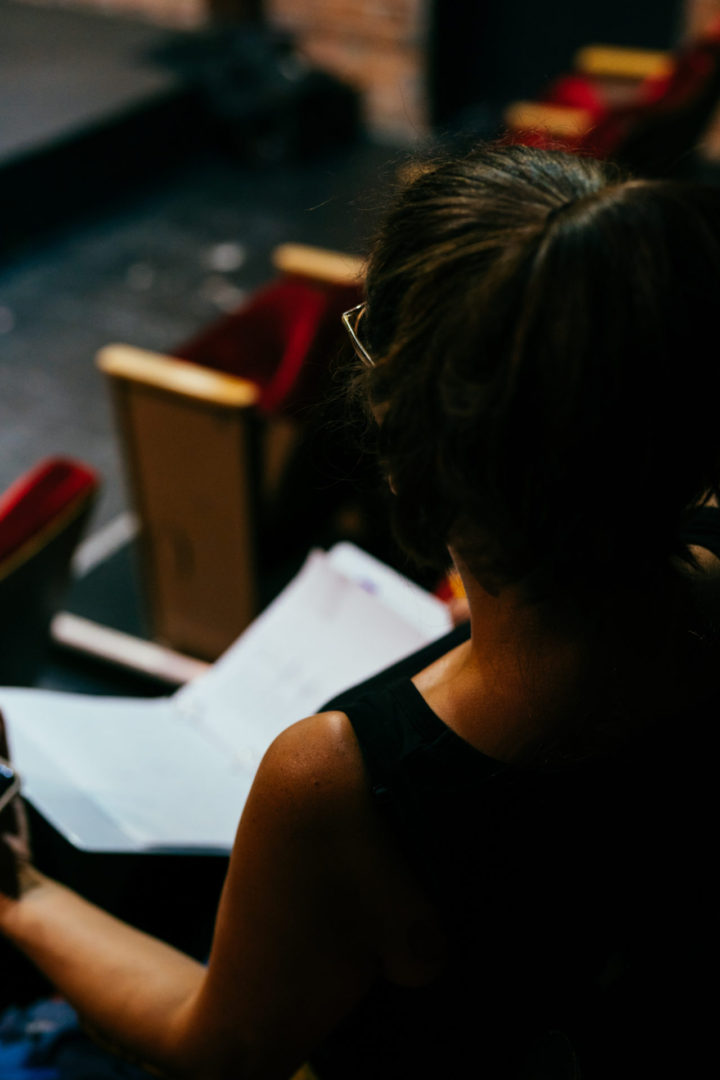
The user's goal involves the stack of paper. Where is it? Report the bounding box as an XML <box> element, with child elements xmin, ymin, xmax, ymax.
<box><xmin>0</xmin><ymin>545</ymin><xmax>451</xmax><ymax>854</ymax></box>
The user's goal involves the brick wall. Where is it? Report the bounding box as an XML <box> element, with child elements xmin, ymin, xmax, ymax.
<box><xmin>15</xmin><ymin>0</ymin><xmax>208</xmax><ymax>28</ymax></box>
<box><xmin>19</xmin><ymin>0</ymin><xmax>430</xmax><ymax>137</ymax></box>
<box><xmin>266</xmin><ymin>0</ymin><xmax>430</xmax><ymax>141</ymax></box>
<box><xmin>685</xmin><ymin>0</ymin><xmax>720</xmax><ymax>36</ymax></box>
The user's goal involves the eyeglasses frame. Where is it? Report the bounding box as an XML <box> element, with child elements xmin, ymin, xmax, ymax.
<box><xmin>342</xmin><ymin>302</ymin><xmax>374</xmax><ymax>368</ymax></box>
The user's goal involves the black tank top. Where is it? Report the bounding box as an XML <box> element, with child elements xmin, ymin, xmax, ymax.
<box><xmin>311</xmin><ymin>510</ymin><xmax>720</xmax><ymax>1078</ymax></box>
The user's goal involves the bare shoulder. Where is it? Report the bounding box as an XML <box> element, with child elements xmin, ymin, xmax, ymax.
<box><xmin>683</xmin><ymin>543</ymin><xmax>720</xmax><ymax>625</ymax></box>
<box><xmin>181</xmin><ymin>710</ymin><xmax>444</xmax><ymax>1076</ymax></box>
<box><xmin>249</xmin><ymin>711</ymin><xmax>446</xmax><ymax>987</ymax></box>
<box><xmin>252</xmin><ymin>711</ymin><xmax>369</xmax><ymax>823</ymax></box>
<box><xmin>238</xmin><ymin>711</ymin><xmax>384</xmax><ymax>887</ymax></box>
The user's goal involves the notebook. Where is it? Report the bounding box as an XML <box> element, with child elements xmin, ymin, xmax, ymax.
<box><xmin>0</xmin><ymin>544</ymin><xmax>451</xmax><ymax>854</ymax></box>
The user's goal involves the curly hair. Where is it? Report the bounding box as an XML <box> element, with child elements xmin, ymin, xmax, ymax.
<box><xmin>357</xmin><ymin>144</ymin><xmax>720</xmax><ymax>605</ymax></box>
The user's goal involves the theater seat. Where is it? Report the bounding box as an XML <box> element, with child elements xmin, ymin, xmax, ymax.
<box><xmin>0</xmin><ymin>457</ymin><xmax>100</xmax><ymax>685</ymax></box>
<box><xmin>504</xmin><ymin>17</ymin><xmax>720</xmax><ymax>177</ymax></box>
<box><xmin>97</xmin><ymin>243</ymin><xmax>365</xmax><ymax>661</ymax></box>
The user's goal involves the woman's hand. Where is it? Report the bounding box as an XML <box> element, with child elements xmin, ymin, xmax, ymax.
<box><xmin>0</xmin><ymin>710</ymin><xmax>396</xmax><ymax>1077</ymax></box>
<box><xmin>0</xmin><ymin>711</ymin><xmax>32</xmax><ymax>902</ymax></box>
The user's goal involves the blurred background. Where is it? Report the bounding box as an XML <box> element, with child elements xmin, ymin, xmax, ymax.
<box><xmin>2</xmin><ymin>0</ymin><xmax>720</xmax><ymax>692</ymax></box>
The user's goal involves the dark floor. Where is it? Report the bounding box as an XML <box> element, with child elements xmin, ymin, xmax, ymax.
<box><xmin>0</xmin><ymin>0</ymin><xmax>187</xmax><ymax>163</ymax></box>
<box><xmin>0</xmin><ymin>139</ymin><xmax>400</xmax><ymax>529</ymax></box>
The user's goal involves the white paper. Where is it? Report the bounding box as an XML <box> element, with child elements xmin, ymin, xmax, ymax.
<box><xmin>326</xmin><ymin>542</ymin><xmax>451</xmax><ymax>637</ymax></box>
<box><xmin>0</xmin><ymin>545</ymin><xmax>452</xmax><ymax>854</ymax></box>
<box><xmin>2</xmin><ymin>691</ymin><xmax>251</xmax><ymax>851</ymax></box>
<box><xmin>177</xmin><ymin>550</ymin><xmax>449</xmax><ymax>766</ymax></box>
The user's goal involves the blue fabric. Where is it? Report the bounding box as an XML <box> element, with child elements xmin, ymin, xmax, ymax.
<box><xmin>0</xmin><ymin>998</ymin><xmax>76</xmax><ymax>1079</ymax></box>
<box><xmin>0</xmin><ymin>999</ymin><xmax>152</xmax><ymax>1079</ymax></box>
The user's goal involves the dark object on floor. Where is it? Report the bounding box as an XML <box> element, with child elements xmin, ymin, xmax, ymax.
<box><xmin>153</xmin><ymin>25</ymin><xmax>361</xmax><ymax>165</ymax></box>
<box><xmin>0</xmin><ymin>459</ymin><xmax>100</xmax><ymax>686</ymax></box>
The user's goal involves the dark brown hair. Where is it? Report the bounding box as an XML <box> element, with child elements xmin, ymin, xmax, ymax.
<box><xmin>359</xmin><ymin>144</ymin><xmax>720</xmax><ymax>605</ymax></box>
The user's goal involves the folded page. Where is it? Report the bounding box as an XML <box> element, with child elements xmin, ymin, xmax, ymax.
<box><xmin>1</xmin><ymin>546</ymin><xmax>451</xmax><ymax>853</ymax></box>
<box><xmin>1</xmin><ymin>690</ymin><xmax>248</xmax><ymax>851</ymax></box>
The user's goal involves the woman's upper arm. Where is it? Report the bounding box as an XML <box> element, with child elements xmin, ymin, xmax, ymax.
<box><xmin>171</xmin><ymin>711</ymin><xmax>382</xmax><ymax>1080</ymax></box>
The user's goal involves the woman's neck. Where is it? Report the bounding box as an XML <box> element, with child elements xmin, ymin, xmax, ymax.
<box><xmin>414</xmin><ymin>561</ymin><xmax>594</xmax><ymax>762</ymax></box>
<box><xmin>415</xmin><ymin>553</ymin><xmax>713</xmax><ymax>764</ymax></box>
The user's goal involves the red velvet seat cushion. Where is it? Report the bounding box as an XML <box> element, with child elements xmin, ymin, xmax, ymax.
<box><xmin>174</xmin><ymin>277</ymin><xmax>362</xmax><ymax>416</ymax></box>
<box><xmin>513</xmin><ymin>15</ymin><xmax>720</xmax><ymax>162</ymax></box>
<box><xmin>544</xmin><ymin>74</ymin><xmax>608</xmax><ymax>117</ymax></box>
<box><xmin>584</xmin><ymin>18</ymin><xmax>720</xmax><ymax>160</ymax></box>
<box><xmin>0</xmin><ymin>458</ymin><xmax>100</xmax><ymax>568</ymax></box>
<box><xmin>543</xmin><ymin>71</ymin><xmax>671</xmax><ymax>117</ymax></box>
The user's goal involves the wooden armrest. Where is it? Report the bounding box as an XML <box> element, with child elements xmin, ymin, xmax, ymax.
<box><xmin>504</xmin><ymin>101</ymin><xmax>594</xmax><ymax>137</ymax></box>
<box><xmin>96</xmin><ymin>344</ymin><xmax>260</xmax><ymax>409</ymax></box>
<box><xmin>574</xmin><ymin>44</ymin><xmax>673</xmax><ymax>81</ymax></box>
<box><xmin>51</xmin><ymin>613</ymin><xmax>211</xmax><ymax>686</ymax></box>
<box><xmin>272</xmin><ymin>242</ymin><xmax>365</xmax><ymax>287</ymax></box>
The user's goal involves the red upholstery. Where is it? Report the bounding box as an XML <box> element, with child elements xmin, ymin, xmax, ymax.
<box><xmin>506</xmin><ymin>128</ymin><xmax>585</xmax><ymax>153</ymax></box>
<box><xmin>0</xmin><ymin>457</ymin><xmax>99</xmax><ymax>685</ymax></box>
<box><xmin>174</xmin><ymin>277</ymin><xmax>362</xmax><ymax>417</ymax></box>
<box><xmin>585</xmin><ymin>19</ymin><xmax>720</xmax><ymax>161</ymax></box>
<box><xmin>432</xmin><ymin>575</ymin><xmax>455</xmax><ymax>604</ymax></box>
<box><xmin>512</xmin><ymin>16</ymin><xmax>720</xmax><ymax>167</ymax></box>
<box><xmin>544</xmin><ymin>71</ymin><xmax>671</xmax><ymax>118</ymax></box>
<box><xmin>544</xmin><ymin>73</ymin><xmax>608</xmax><ymax>116</ymax></box>
<box><xmin>168</xmin><ymin>270</ymin><xmax>375</xmax><ymax>582</ymax></box>
<box><xmin>0</xmin><ymin>458</ymin><xmax>100</xmax><ymax>568</ymax></box>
